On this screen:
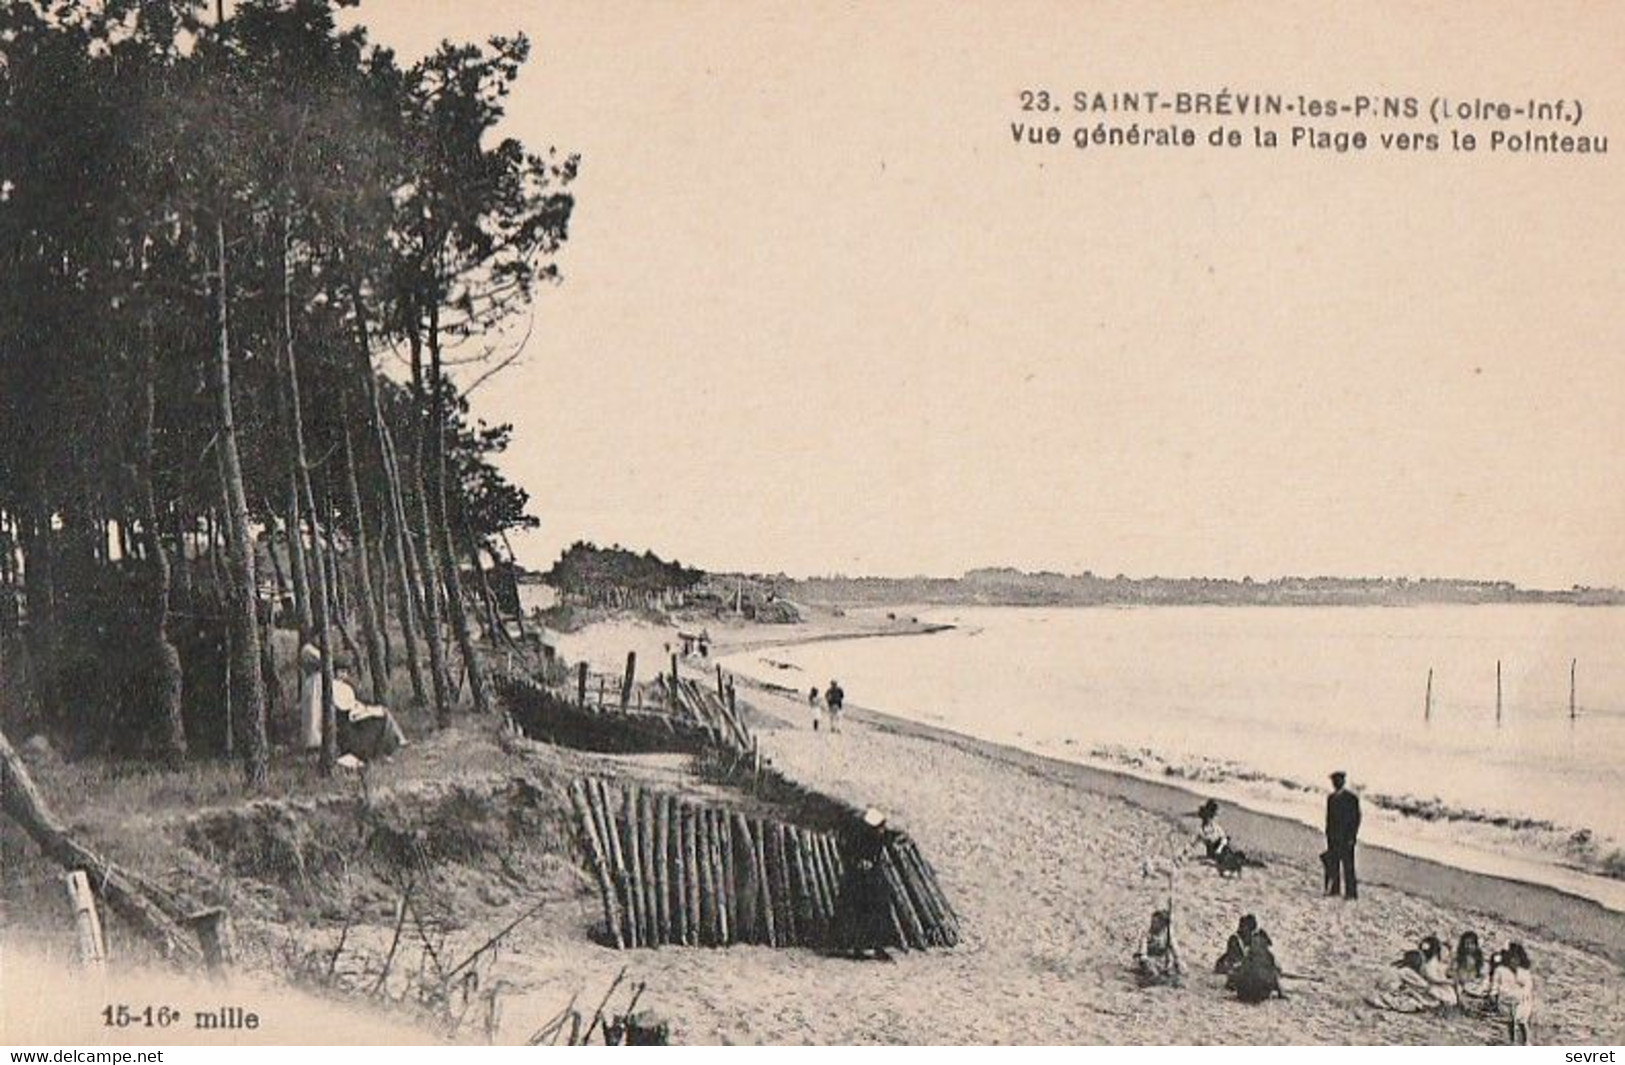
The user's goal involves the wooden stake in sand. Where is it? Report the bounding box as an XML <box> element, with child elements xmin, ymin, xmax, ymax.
<box><xmin>594</xmin><ymin>779</ymin><xmax>634</xmax><ymax>948</ymax></box>
<box><xmin>568</xmin><ymin>782</ymin><xmax>624</xmax><ymax>949</ymax></box>
<box><xmin>65</xmin><ymin>870</ymin><xmax>107</xmax><ymax>969</ymax></box>
<box><xmin>1571</xmin><ymin>658</ymin><xmax>1578</xmax><ymax>720</ymax></box>
<box><xmin>671</xmin><ymin>798</ymin><xmax>690</xmax><ymax>946</ymax></box>
<box><xmin>772</xmin><ymin>823</ymin><xmax>798</xmax><ymax>945</ymax></box>
<box><xmin>709</xmin><ymin>809</ymin><xmax>731</xmax><ymax>945</ymax></box>
<box><xmin>752</xmin><ymin>819</ymin><xmax>777</xmax><ymax>947</ymax></box>
<box><xmin>621</xmin><ymin>652</ymin><xmax>637</xmax><ymax>711</ymax></box>
<box><xmin>732</xmin><ymin>814</ymin><xmax>760</xmax><ymax>943</ymax></box>
<box><xmin>682</xmin><ymin>802</ymin><xmax>702</xmax><ymax>945</ymax></box>
<box><xmin>698</xmin><ymin>807</ymin><xmax>718</xmax><ymax>945</ymax></box>
<box><xmin>654</xmin><ymin>792</ymin><xmax>672</xmax><ymax>945</ymax></box>
<box><xmin>1424</xmin><ymin>667</ymin><xmax>1433</xmax><ymax>721</ymax></box>
<box><xmin>577</xmin><ymin>662</ymin><xmax>588</xmax><ymax>708</ymax></box>
<box><xmin>718</xmin><ymin>808</ymin><xmax>738</xmax><ymax>943</ymax></box>
<box><xmin>634</xmin><ymin>788</ymin><xmax>658</xmax><ymax>946</ymax></box>
<box><xmin>620</xmin><ymin>787</ymin><xmax>645</xmax><ymax>948</ymax></box>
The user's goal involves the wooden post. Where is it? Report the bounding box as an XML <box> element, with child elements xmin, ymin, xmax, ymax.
<box><xmin>772</xmin><ymin>824</ymin><xmax>797</xmax><ymax>945</ymax></box>
<box><xmin>1496</xmin><ymin>659</ymin><xmax>1503</xmax><ymax>725</ymax></box>
<box><xmin>705</xmin><ymin>809</ymin><xmax>727</xmax><ymax>945</ymax></box>
<box><xmin>716</xmin><ymin>664</ymin><xmax>726</xmax><ymax>701</ymax></box>
<box><xmin>732</xmin><ymin>814</ymin><xmax>759</xmax><ymax>943</ymax></box>
<box><xmin>668</xmin><ymin>797</ymin><xmax>686</xmax><ymax>946</ymax></box>
<box><xmin>717</xmin><ymin>809</ymin><xmax>737</xmax><ymax>943</ymax></box>
<box><xmin>594</xmin><ymin>780</ymin><xmax>633</xmax><ymax>948</ymax></box>
<box><xmin>598</xmin><ymin>676</ymin><xmax>607</xmax><ymax>710</ymax></box>
<box><xmin>638</xmin><ymin>790</ymin><xmax>659</xmax><ymax>947</ymax></box>
<box><xmin>1424</xmin><ymin>667</ymin><xmax>1433</xmax><ymax>721</ymax></box>
<box><xmin>569</xmin><ymin>782</ymin><xmax>624</xmax><ymax>949</ymax></box>
<box><xmin>752</xmin><ymin>819</ymin><xmax>777</xmax><ymax>947</ymax></box>
<box><xmin>683</xmin><ymin>803</ymin><xmax>702</xmax><ymax>946</ymax></box>
<box><xmin>621</xmin><ymin>652</ymin><xmax>637</xmax><ymax>711</ymax></box>
<box><xmin>654</xmin><ymin>793</ymin><xmax>671</xmax><ymax>946</ymax></box>
<box><xmin>621</xmin><ymin>788</ymin><xmax>645</xmax><ymax>948</ymax></box>
<box><xmin>65</xmin><ymin>871</ymin><xmax>107</xmax><ymax>970</ymax></box>
<box><xmin>881</xmin><ymin>847</ymin><xmax>927</xmax><ymax>950</ymax></box>
<box><xmin>1571</xmin><ymin>658</ymin><xmax>1578</xmax><ymax>720</ymax></box>
<box><xmin>669</xmin><ymin>653</ymin><xmax>679</xmax><ymax>706</ymax></box>
<box><xmin>577</xmin><ymin>661</ymin><xmax>588</xmax><ymax>708</ymax></box>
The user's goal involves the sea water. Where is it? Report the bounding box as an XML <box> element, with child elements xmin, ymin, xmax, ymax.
<box><xmin>719</xmin><ymin>604</ymin><xmax>1625</xmax><ymax>909</ymax></box>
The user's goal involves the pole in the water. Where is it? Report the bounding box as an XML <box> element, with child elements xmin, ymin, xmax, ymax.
<box><xmin>1496</xmin><ymin>659</ymin><xmax>1503</xmax><ymax>725</ymax></box>
<box><xmin>1424</xmin><ymin>668</ymin><xmax>1433</xmax><ymax>721</ymax></box>
<box><xmin>1570</xmin><ymin>658</ymin><xmax>1577</xmax><ymax>720</ymax></box>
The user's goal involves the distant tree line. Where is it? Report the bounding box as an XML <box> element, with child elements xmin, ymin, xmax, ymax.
<box><xmin>0</xmin><ymin>0</ymin><xmax>575</xmax><ymax>783</ymax></box>
<box><xmin>792</xmin><ymin>569</ymin><xmax>1625</xmax><ymax>607</ymax></box>
<box><xmin>542</xmin><ymin>542</ymin><xmax>703</xmax><ymax>606</ymax></box>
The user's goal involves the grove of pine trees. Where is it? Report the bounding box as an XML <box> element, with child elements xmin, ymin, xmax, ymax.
<box><xmin>0</xmin><ymin>0</ymin><xmax>575</xmax><ymax>783</ymax></box>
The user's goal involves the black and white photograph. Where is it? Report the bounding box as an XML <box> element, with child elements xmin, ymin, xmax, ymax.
<box><xmin>1</xmin><ymin>0</ymin><xmax>1623</xmax><ymax>1049</ymax></box>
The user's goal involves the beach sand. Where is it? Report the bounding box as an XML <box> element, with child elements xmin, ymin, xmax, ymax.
<box><xmin>488</xmin><ymin>631</ymin><xmax>1625</xmax><ymax>1045</ymax></box>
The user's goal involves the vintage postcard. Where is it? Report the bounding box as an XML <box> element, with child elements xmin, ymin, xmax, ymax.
<box><xmin>1</xmin><ymin>0</ymin><xmax>1622</xmax><ymax>1049</ymax></box>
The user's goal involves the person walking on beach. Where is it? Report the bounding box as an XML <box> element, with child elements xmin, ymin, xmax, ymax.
<box><xmin>1324</xmin><ymin>770</ymin><xmax>1361</xmax><ymax>899</ymax></box>
<box><xmin>808</xmin><ymin>685</ymin><xmax>822</xmax><ymax>731</ymax></box>
<box><xmin>825</xmin><ymin>680</ymin><xmax>845</xmax><ymax>733</ymax></box>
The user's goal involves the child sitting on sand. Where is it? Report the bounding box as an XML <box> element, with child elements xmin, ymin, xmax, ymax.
<box><xmin>1491</xmin><ymin>942</ymin><xmax>1537</xmax><ymax>1045</ymax></box>
<box><xmin>1366</xmin><ymin>935</ymin><xmax>1458</xmax><ymax>1013</ymax></box>
<box><xmin>1452</xmin><ymin>931</ymin><xmax>1492</xmax><ymax>1010</ymax></box>
<box><xmin>1214</xmin><ymin>914</ymin><xmax>1259</xmax><ymax>976</ymax></box>
<box><xmin>1227</xmin><ymin>929</ymin><xmax>1286</xmax><ymax>1003</ymax></box>
<box><xmin>1134</xmin><ymin>908</ymin><xmax>1185</xmax><ymax>988</ymax></box>
<box><xmin>1191</xmin><ymin>800</ymin><xmax>1264</xmax><ymax>877</ymax></box>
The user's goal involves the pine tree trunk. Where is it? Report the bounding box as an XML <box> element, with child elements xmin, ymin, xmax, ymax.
<box><xmin>426</xmin><ymin>306</ymin><xmax>491</xmax><ymax>715</ymax></box>
<box><xmin>137</xmin><ymin>343</ymin><xmax>186</xmax><ymax>763</ymax></box>
<box><xmin>285</xmin><ymin>479</ymin><xmax>313</xmax><ymax>639</ymax></box>
<box><xmin>212</xmin><ymin>218</ymin><xmax>269</xmax><ymax>787</ymax></box>
<box><xmin>348</xmin><ymin>289</ymin><xmax>427</xmax><ymax>707</ymax></box>
<box><xmin>381</xmin><ymin>420</ymin><xmax>429</xmax><ymax>707</ymax></box>
<box><xmin>278</xmin><ymin>217</ymin><xmax>336</xmax><ymax>772</ymax></box>
<box><xmin>371</xmin><ymin>521</ymin><xmax>393</xmax><ymax>672</ymax></box>
<box><xmin>341</xmin><ymin>413</ymin><xmax>389</xmax><ymax>704</ymax></box>
<box><xmin>405</xmin><ymin>326</ymin><xmax>452</xmax><ymax>725</ymax></box>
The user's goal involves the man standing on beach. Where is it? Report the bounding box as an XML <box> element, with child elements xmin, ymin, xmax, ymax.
<box><xmin>1324</xmin><ymin>770</ymin><xmax>1361</xmax><ymax>899</ymax></box>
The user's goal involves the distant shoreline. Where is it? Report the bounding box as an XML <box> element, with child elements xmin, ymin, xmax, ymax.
<box><xmin>781</xmin><ymin>571</ymin><xmax>1625</xmax><ymax>609</ymax></box>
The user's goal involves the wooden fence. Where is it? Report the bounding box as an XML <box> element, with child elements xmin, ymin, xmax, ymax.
<box><xmin>568</xmin><ymin>776</ymin><xmax>958</xmax><ymax>951</ymax></box>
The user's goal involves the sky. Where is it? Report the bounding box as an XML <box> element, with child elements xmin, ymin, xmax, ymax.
<box><xmin>347</xmin><ymin>1</ymin><xmax>1625</xmax><ymax>587</ymax></box>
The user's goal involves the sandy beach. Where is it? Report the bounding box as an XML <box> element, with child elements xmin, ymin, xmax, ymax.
<box><xmin>471</xmin><ymin>616</ymin><xmax>1625</xmax><ymax>1045</ymax></box>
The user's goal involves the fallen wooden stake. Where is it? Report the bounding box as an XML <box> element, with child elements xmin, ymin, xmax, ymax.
<box><xmin>65</xmin><ymin>870</ymin><xmax>107</xmax><ymax>970</ymax></box>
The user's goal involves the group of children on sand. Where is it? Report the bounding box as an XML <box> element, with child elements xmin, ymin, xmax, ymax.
<box><xmin>1366</xmin><ymin>931</ymin><xmax>1538</xmax><ymax>1043</ymax></box>
<box><xmin>1134</xmin><ymin>907</ymin><xmax>1287</xmax><ymax>1004</ymax></box>
<box><xmin>1133</xmin><ymin>797</ymin><xmax>1540</xmax><ymax>1044</ymax></box>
